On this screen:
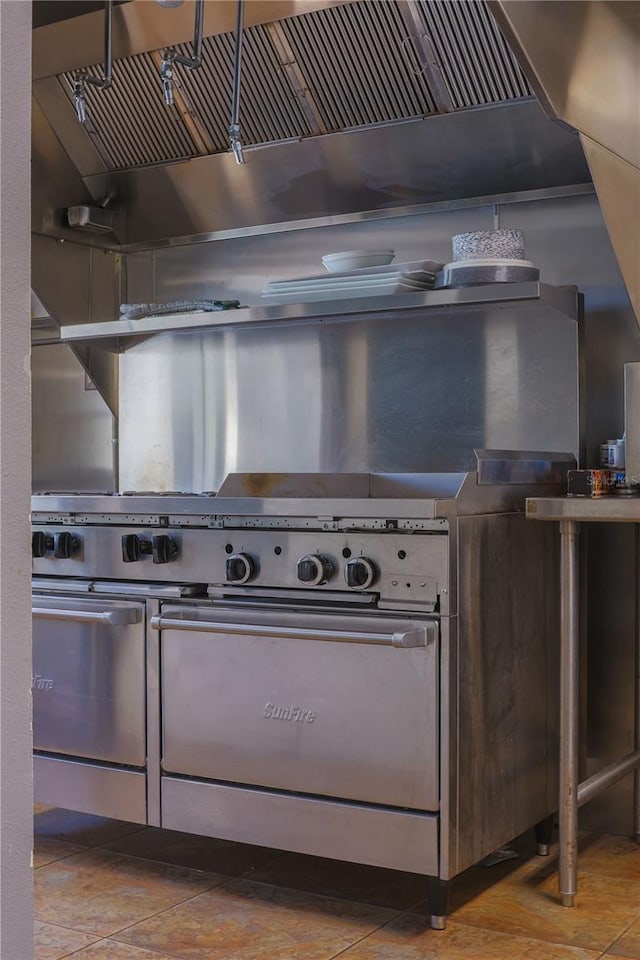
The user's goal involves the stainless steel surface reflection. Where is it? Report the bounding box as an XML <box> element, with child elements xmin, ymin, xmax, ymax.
<box><xmin>32</xmin><ymin>595</ymin><xmax>146</xmax><ymax>765</ymax></box>
<box><xmin>118</xmin><ymin>301</ymin><xmax>580</xmax><ymax>493</ymax></box>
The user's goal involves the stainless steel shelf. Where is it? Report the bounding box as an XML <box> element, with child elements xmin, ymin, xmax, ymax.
<box><xmin>527</xmin><ymin>496</ymin><xmax>640</xmax><ymax>522</ymax></box>
<box><xmin>59</xmin><ymin>282</ymin><xmax>580</xmax><ymax>343</ymax></box>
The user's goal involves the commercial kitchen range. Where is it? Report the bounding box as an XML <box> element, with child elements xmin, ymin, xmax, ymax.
<box><xmin>28</xmin><ymin>0</ymin><xmax>640</xmax><ymax>933</ymax></box>
<box><xmin>32</xmin><ymin>453</ymin><xmax>572</xmax><ymax>930</ymax></box>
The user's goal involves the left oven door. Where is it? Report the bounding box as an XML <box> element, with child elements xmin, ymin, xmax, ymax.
<box><xmin>32</xmin><ymin>595</ymin><xmax>146</xmax><ymax>766</ymax></box>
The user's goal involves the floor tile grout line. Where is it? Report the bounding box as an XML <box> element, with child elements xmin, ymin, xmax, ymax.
<box><xmin>598</xmin><ymin>913</ymin><xmax>640</xmax><ymax>958</ymax></box>
<box><xmin>47</xmin><ymin>934</ymin><xmax>103</xmax><ymax>960</ymax></box>
<box><xmin>34</xmin><ymin>848</ymin><xmax>88</xmax><ymax>870</ymax></box>
<box><xmin>33</xmin><ymin>918</ymin><xmax>107</xmax><ymax>938</ymax></box>
<box><xmin>444</xmin><ymin>911</ymin><xmax>637</xmax><ymax>955</ymax></box>
<box><xmin>66</xmin><ymin>934</ymin><xmax>179</xmax><ymax>960</ymax></box>
<box><xmin>35</xmin><ymin>841</ymin><xmax>233</xmax><ymax>886</ymax></box>
<box><xmin>325</xmin><ymin>907</ymin><xmax>417</xmax><ymax>960</ymax></box>
<box><xmin>107</xmin><ymin>879</ymin><xmax>410</xmax><ymax>959</ymax></box>
<box><xmin>91</xmin><ymin>878</ymin><xmax>231</xmax><ymax>943</ymax></box>
<box><xmin>450</xmin><ymin>918</ymin><xmax>616</xmax><ymax>954</ymax></box>
<box><xmin>35</xmin><ymin>867</ymin><xmax>229</xmax><ymax>944</ymax></box>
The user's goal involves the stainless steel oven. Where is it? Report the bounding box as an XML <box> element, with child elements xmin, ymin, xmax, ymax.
<box><xmin>156</xmin><ymin>604</ymin><xmax>439</xmax><ymax>810</ymax></box>
<box><xmin>32</xmin><ymin>592</ymin><xmax>148</xmax><ymax>823</ymax></box>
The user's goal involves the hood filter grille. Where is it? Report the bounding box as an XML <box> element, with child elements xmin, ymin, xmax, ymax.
<box><xmin>280</xmin><ymin>2</ymin><xmax>436</xmax><ymax>130</ymax></box>
<box><xmin>58</xmin><ymin>0</ymin><xmax>531</xmax><ymax>172</ymax></box>
<box><xmin>416</xmin><ymin>0</ymin><xmax>531</xmax><ymax>107</ymax></box>
<box><xmin>174</xmin><ymin>26</ymin><xmax>313</xmax><ymax>151</ymax></box>
<box><xmin>61</xmin><ymin>53</ymin><xmax>199</xmax><ymax>169</ymax></box>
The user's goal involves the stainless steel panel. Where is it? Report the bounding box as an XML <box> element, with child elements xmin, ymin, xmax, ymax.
<box><xmin>31</xmin><ymin>524</ymin><xmax>450</xmax><ymax>611</ymax></box>
<box><xmin>32</xmin><ymin>235</ymin><xmax>91</xmax><ymax>327</ymax></box>
<box><xmin>61</xmin><ymin>281</ymin><xmax>578</xmax><ymax>339</ymax></box>
<box><xmin>475</xmin><ymin>449</ymin><xmax>576</xmax><ymax>485</ymax></box>
<box><xmin>491</xmin><ymin>0</ymin><xmax>640</xmax><ymax>323</ymax></box>
<box><xmin>32</xmin><ymin>596</ymin><xmax>146</xmax><ymax>765</ymax></box>
<box><xmin>31</xmin><ymin>342</ymin><xmax>115</xmax><ymax>494</ymax></box>
<box><xmin>118</xmin><ymin>302</ymin><xmax>579</xmax><ymax>493</ymax></box>
<box><xmin>443</xmin><ymin>513</ymin><xmax>560</xmax><ymax>876</ymax></box>
<box><xmin>81</xmin><ymin>101</ymin><xmax>590</xmax><ymax>245</ymax></box>
<box><xmin>115</xmin><ymin>184</ymin><xmax>591</xmax><ymax>254</ymax></box>
<box><xmin>498</xmin><ymin>193</ymin><xmax>640</xmax><ymax>466</ymax></box>
<box><xmin>34</xmin><ymin>755</ymin><xmax>147</xmax><ymax>824</ymax></box>
<box><xmin>31</xmin><ymin>98</ymin><xmax>113</xmax><ymax>246</ymax></box>
<box><xmin>160</xmin><ymin>605</ymin><xmax>439</xmax><ymax>809</ymax></box>
<box><xmin>31</xmin><ymin>234</ymin><xmax>122</xmax><ymax>327</ymax></box>
<box><xmin>161</xmin><ymin>776</ymin><xmax>439</xmax><ymax>874</ymax></box>
<box><xmin>582</xmin><ymin>135</ymin><xmax>640</xmax><ymax>320</ymax></box>
<box><xmin>33</xmin><ymin>0</ymin><xmax>353</xmax><ymax>79</ymax></box>
<box><xmin>491</xmin><ymin>1</ymin><xmax>640</xmax><ymax>170</ymax></box>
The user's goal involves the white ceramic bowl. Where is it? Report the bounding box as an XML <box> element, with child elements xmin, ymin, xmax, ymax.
<box><xmin>321</xmin><ymin>250</ymin><xmax>395</xmax><ymax>273</ymax></box>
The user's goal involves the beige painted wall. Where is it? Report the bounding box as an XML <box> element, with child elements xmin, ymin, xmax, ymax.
<box><xmin>0</xmin><ymin>1</ymin><xmax>33</xmax><ymax>957</ymax></box>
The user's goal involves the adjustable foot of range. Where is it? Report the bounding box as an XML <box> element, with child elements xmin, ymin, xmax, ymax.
<box><xmin>561</xmin><ymin>893</ymin><xmax>575</xmax><ymax>907</ymax></box>
<box><xmin>427</xmin><ymin>877</ymin><xmax>450</xmax><ymax>931</ymax></box>
<box><xmin>534</xmin><ymin>814</ymin><xmax>555</xmax><ymax>857</ymax></box>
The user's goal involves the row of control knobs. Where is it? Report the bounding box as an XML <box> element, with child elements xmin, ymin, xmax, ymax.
<box><xmin>33</xmin><ymin>533</ymin><xmax>377</xmax><ymax>589</ymax></box>
<box><xmin>32</xmin><ymin>531</ymin><xmax>79</xmax><ymax>559</ymax></box>
<box><xmin>227</xmin><ymin>552</ymin><xmax>377</xmax><ymax>589</ymax></box>
<box><xmin>122</xmin><ymin>534</ymin><xmax>178</xmax><ymax>565</ymax></box>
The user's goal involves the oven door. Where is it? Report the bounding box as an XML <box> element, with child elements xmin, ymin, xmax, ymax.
<box><xmin>156</xmin><ymin>604</ymin><xmax>439</xmax><ymax>810</ymax></box>
<box><xmin>32</xmin><ymin>595</ymin><xmax>146</xmax><ymax>766</ymax></box>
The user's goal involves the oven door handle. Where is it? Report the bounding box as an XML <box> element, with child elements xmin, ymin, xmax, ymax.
<box><xmin>32</xmin><ymin>606</ymin><xmax>143</xmax><ymax>626</ymax></box>
<box><xmin>150</xmin><ymin>615</ymin><xmax>427</xmax><ymax>648</ymax></box>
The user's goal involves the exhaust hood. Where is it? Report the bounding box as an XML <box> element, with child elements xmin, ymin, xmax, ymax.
<box><xmin>491</xmin><ymin>0</ymin><xmax>640</xmax><ymax>320</ymax></box>
<box><xmin>32</xmin><ymin>0</ymin><xmax>590</xmax><ymax>249</ymax></box>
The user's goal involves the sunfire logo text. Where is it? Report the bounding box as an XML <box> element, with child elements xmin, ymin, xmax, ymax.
<box><xmin>263</xmin><ymin>702</ymin><xmax>316</xmax><ymax>723</ymax></box>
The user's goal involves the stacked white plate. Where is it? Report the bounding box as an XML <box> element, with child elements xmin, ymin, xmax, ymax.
<box><xmin>261</xmin><ymin>260</ymin><xmax>442</xmax><ymax>304</ymax></box>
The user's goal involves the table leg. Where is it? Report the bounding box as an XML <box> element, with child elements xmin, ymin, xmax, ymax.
<box><xmin>559</xmin><ymin>519</ymin><xmax>580</xmax><ymax>906</ymax></box>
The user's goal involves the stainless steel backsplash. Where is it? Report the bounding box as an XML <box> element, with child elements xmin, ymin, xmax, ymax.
<box><xmin>118</xmin><ymin>303</ymin><xmax>580</xmax><ymax>494</ymax></box>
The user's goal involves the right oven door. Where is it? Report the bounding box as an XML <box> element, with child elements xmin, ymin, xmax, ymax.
<box><xmin>156</xmin><ymin>604</ymin><xmax>439</xmax><ymax>810</ymax></box>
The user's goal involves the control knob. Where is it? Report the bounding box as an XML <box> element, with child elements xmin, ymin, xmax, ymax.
<box><xmin>344</xmin><ymin>557</ymin><xmax>377</xmax><ymax>590</ymax></box>
<box><xmin>226</xmin><ymin>553</ymin><xmax>257</xmax><ymax>584</ymax></box>
<box><xmin>32</xmin><ymin>531</ymin><xmax>54</xmax><ymax>558</ymax></box>
<box><xmin>297</xmin><ymin>554</ymin><xmax>334</xmax><ymax>586</ymax></box>
<box><xmin>121</xmin><ymin>534</ymin><xmax>152</xmax><ymax>563</ymax></box>
<box><xmin>54</xmin><ymin>531</ymin><xmax>80</xmax><ymax>559</ymax></box>
<box><xmin>152</xmin><ymin>535</ymin><xmax>179</xmax><ymax>565</ymax></box>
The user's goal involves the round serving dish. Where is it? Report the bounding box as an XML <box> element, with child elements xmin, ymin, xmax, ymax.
<box><xmin>321</xmin><ymin>250</ymin><xmax>395</xmax><ymax>273</ymax></box>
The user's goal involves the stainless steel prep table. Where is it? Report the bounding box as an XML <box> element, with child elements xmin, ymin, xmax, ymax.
<box><xmin>526</xmin><ymin>496</ymin><xmax>640</xmax><ymax>906</ymax></box>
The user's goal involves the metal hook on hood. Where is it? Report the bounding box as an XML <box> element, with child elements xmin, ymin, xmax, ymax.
<box><xmin>72</xmin><ymin>0</ymin><xmax>113</xmax><ymax>124</ymax></box>
<box><xmin>160</xmin><ymin>0</ymin><xmax>204</xmax><ymax>107</ymax></box>
<box><xmin>229</xmin><ymin>0</ymin><xmax>246</xmax><ymax>164</ymax></box>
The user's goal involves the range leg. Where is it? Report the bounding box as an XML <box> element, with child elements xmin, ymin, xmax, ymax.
<box><xmin>535</xmin><ymin>814</ymin><xmax>555</xmax><ymax>856</ymax></box>
<box><xmin>427</xmin><ymin>877</ymin><xmax>450</xmax><ymax>930</ymax></box>
<box><xmin>559</xmin><ymin>519</ymin><xmax>580</xmax><ymax>906</ymax></box>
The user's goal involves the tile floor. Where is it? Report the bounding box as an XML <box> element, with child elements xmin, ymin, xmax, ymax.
<box><xmin>33</xmin><ymin>804</ymin><xmax>640</xmax><ymax>960</ymax></box>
